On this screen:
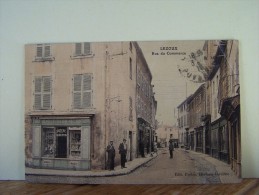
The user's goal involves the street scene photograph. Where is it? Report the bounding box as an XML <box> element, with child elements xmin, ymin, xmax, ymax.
<box><xmin>24</xmin><ymin>40</ymin><xmax>241</xmax><ymax>184</ymax></box>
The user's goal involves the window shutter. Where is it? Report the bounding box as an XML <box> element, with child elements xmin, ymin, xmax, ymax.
<box><xmin>84</xmin><ymin>42</ymin><xmax>91</xmax><ymax>55</ymax></box>
<box><xmin>83</xmin><ymin>74</ymin><xmax>91</xmax><ymax>91</ymax></box>
<box><xmin>82</xmin><ymin>92</ymin><xmax>91</xmax><ymax>108</ymax></box>
<box><xmin>36</xmin><ymin>44</ymin><xmax>43</xmax><ymax>58</ymax></box>
<box><xmin>73</xmin><ymin>75</ymin><xmax>82</xmax><ymax>109</ymax></box>
<box><xmin>34</xmin><ymin>77</ymin><xmax>42</xmax><ymax>109</ymax></box>
<box><xmin>82</xmin><ymin>74</ymin><xmax>92</xmax><ymax>108</ymax></box>
<box><xmin>42</xmin><ymin>77</ymin><xmax>51</xmax><ymax>109</ymax></box>
<box><xmin>75</xmin><ymin>43</ymin><xmax>82</xmax><ymax>55</ymax></box>
<box><xmin>43</xmin><ymin>94</ymin><xmax>51</xmax><ymax>109</ymax></box>
<box><xmin>44</xmin><ymin>45</ymin><xmax>51</xmax><ymax>57</ymax></box>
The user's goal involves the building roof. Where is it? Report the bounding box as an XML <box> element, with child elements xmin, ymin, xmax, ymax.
<box><xmin>177</xmin><ymin>94</ymin><xmax>193</xmax><ymax>108</ymax></box>
<box><xmin>133</xmin><ymin>42</ymin><xmax>153</xmax><ymax>80</ymax></box>
<box><xmin>208</xmin><ymin>40</ymin><xmax>227</xmax><ymax>80</ymax></box>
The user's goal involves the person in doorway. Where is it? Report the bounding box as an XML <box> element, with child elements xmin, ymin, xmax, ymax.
<box><xmin>169</xmin><ymin>135</ymin><xmax>174</xmax><ymax>159</ymax></box>
<box><xmin>139</xmin><ymin>140</ymin><xmax>145</xmax><ymax>157</ymax></box>
<box><xmin>119</xmin><ymin>139</ymin><xmax>127</xmax><ymax>168</ymax></box>
<box><xmin>106</xmin><ymin>140</ymin><xmax>115</xmax><ymax>170</ymax></box>
<box><xmin>153</xmin><ymin>141</ymin><xmax>158</xmax><ymax>155</ymax></box>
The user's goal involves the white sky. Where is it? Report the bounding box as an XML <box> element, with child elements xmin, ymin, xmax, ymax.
<box><xmin>138</xmin><ymin>41</ymin><xmax>205</xmax><ymax>126</ymax></box>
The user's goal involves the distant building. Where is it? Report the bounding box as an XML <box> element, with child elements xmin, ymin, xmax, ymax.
<box><xmin>177</xmin><ymin>95</ymin><xmax>192</xmax><ymax>148</ymax></box>
<box><xmin>187</xmin><ymin>84</ymin><xmax>206</xmax><ymax>151</ymax></box>
<box><xmin>156</xmin><ymin>125</ymin><xmax>179</xmax><ymax>148</ymax></box>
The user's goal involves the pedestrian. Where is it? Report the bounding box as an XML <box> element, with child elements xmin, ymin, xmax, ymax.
<box><xmin>106</xmin><ymin>140</ymin><xmax>115</xmax><ymax>171</ymax></box>
<box><xmin>153</xmin><ymin>141</ymin><xmax>158</xmax><ymax>155</ymax></box>
<box><xmin>169</xmin><ymin>136</ymin><xmax>174</xmax><ymax>159</ymax></box>
<box><xmin>119</xmin><ymin>139</ymin><xmax>127</xmax><ymax>169</ymax></box>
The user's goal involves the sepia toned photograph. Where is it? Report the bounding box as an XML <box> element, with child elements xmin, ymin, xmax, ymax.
<box><xmin>24</xmin><ymin>40</ymin><xmax>241</xmax><ymax>184</ymax></box>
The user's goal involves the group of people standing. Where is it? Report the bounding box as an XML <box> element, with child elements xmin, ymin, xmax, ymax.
<box><xmin>106</xmin><ymin>139</ymin><xmax>127</xmax><ymax>171</ymax></box>
<box><xmin>106</xmin><ymin>136</ymin><xmax>174</xmax><ymax>171</ymax></box>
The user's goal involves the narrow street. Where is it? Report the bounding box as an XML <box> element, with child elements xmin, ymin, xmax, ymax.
<box><xmin>95</xmin><ymin>148</ymin><xmax>239</xmax><ymax>184</ymax></box>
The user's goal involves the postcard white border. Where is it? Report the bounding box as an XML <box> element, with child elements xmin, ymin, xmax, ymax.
<box><xmin>0</xmin><ymin>0</ymin><xmax>258</xmax><ymax>179</ymax></box>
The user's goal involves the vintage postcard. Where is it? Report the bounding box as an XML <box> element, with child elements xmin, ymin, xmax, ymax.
<box><xmin>25</xmin><ymin>40</ymin><xmax>241</xmax><ymax>184</ymax></box>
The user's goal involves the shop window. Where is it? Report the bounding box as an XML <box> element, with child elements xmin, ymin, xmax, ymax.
<box><xmin>70</xmin><ymin>130</ymin><xmax>81</xmax><ymax>157</ymax></box>
<box><xmin>73</xmin><ymin>74</ymin><xmax>92</xmax><ymax>109</ymax></box>
<box><xmin>42</xmin><ymin>128</ymin><xmax>54</xmax><ymax>157</ymax></box>
<box><xmin>42</xmin><ymin>127</ymin><xmax>82</xmax><ymax>159</ymax></box>
<box><xmin>34</xmin><ymin>76</ymin><xmax>52</xmax><ymax>110</ymax></box>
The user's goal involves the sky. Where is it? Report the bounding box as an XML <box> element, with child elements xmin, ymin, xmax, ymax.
<box><xmin>138</xmin><ymin>41</ymin><xmax>205</xmax><ymax>126</ymax></box>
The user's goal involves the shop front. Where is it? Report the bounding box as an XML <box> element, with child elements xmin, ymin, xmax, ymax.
<box><xmin>30</xmin><ymin>116</ymin><xmax>91</xmax><ymax>170</ymax></box>
<box><xmin>220</xmin><ymin>95</ymin><xmax>241</xmax><ymax>177</ymax></box>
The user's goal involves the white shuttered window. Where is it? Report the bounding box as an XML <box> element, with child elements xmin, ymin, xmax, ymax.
<box><xmin>36</xmin><ymin>44</ymin><xmax>52</xmax><ymax>58</ymax></box>
<box><xmin>75</xmin><ymin>42</ymin><xmax>91</xmax><ymax>56</ymax></box>
<box><xmin>73</xmin><ymin>74</ymin><xmax>92</xmax><ymax>109</ymax></box>
<box><xmin>34</xmin><ymin>76</ymin><xmax>52</xmax><ymax>110</ymax></box>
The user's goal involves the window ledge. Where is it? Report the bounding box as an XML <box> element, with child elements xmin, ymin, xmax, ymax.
<box><xmin>71</xmin><ymin>53</ymin><xmax>94</xmax><ymax>59</ymax></box>
<box><xmin>33</xmin><ymin>57</ymin><xmax>55</xmax><ymax>62</ymax></box>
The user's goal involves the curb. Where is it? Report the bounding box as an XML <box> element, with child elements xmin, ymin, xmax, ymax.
<box><xmin>25</xmin><ymin>155</ymin><xmax>158</xmax><ymax>178</ymax></box>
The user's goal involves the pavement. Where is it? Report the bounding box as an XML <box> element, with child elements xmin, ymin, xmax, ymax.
<box><xmin>26</xmin><ymin>153</ymin><xmax>158</xmax><ymax>177</ymax></box>
<box><xmin>26</xmin><ymin>149</ymin><xmax>241</xmax><ymax>184</ymax></box>
<box><xmin>186</xmin><ymin>149</ymin><xmax>242</xmax><ymax>183</ymax></box>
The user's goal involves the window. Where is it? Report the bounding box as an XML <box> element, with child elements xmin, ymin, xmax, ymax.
<box><xmin>73</xmin><ymin>74</ymin><xmax>92</xmax><ymax>109</ymax></box>
<box><xmin>70</xmin><ymin>130</ymin><xmax>81</xmax><ymax>157</ymax></box>
<box><xmin>75</xmin><ymin>42</ymin><xmax>91</xmax><ymax>56</ymax></box>
<box><xmin>34</xmin><ymin>76</ymin><xmax>52</xmax><ymax>110</ymax></box>
<box><xmin>129</xmin><ymin>97</ymin><xmax>133</xmax><ymax>121</ymax></box>
<box><xmin>42</xmin><ymin>127</ymin><xmax>82</xmax><ymax>159</ymax></box>
<box><xmin>42</xmin><ymin>128</ymin><xmax>54</xmax><ymax>157</ymax></box>
<box><xmin>35</xmin><ymin>44</ymin><xmax>54</xmax><ymax>61</ymax></box>
<box><xmin>129</xmin><ymin>58</ymin><xmax>132</xmax><ymax>80</ymax></box>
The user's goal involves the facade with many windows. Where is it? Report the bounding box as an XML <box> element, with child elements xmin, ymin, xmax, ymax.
<box><xmin>177</xmin><ymin>95</ymin><xmax>192</xmax><ymax>148</ymax></box>
<box><xmin>134</xmin><ymin>43</ymin><xmax>156</xmax><ymax>156</ymax></box>
<box><xmin>25</xmin><ymin>41</ymin><xmax>152</xmax><ymax>170</ymax></box>
<box><xmin>176</xmin><ymin>40</ymin><xmax>240</xmax><ymax>177</ymax></box>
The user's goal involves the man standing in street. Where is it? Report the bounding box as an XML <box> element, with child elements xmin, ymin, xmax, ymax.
<box><xmin>169</xmin><ymin>135</ymin><xmax>174</xmax><ymax>159</ymax></box>
<box><xmin>106</xmin><ymin>140</ymin><xmax>115</xmax><ymax>171</ymax></box>
<box><xmin>119</xmin><ymin>139</ymin><xmax>127</xmax><ymax>169</ymax></box>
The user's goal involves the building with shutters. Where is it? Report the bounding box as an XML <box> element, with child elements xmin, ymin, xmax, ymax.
<box><xmin>134</xmin><ymin>43</ymin><xmax>157</xmax><ymax>157</ymax></box>
<box><xmin>25</xmin><ymin>41</ymin><xmax>155</xmax><ymax>171</ymax></box>
<box><xmin>177</xmin><ymin>95</ymin><xmax>192</xmax><ymax>148</ymax></box>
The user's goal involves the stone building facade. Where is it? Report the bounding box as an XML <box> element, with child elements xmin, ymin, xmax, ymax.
<box><xmin>176</xmin><ymin>40</ymin><xmax>240</xmax><ymax>177</ymax></box>
<box><xmin>25</xmin><ymin>41</ymin><xmax>156</xmax><ymax>171</ymax></box>
<box><xmin>134</xmin><ymin>43</ymin><xmax>157</xmax><ymax>156</ymax></box>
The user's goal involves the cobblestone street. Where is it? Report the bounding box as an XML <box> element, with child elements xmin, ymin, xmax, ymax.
<box><xmin>26</xmin><ymin>148</ymin><xmax>241</xmax><ymax>184</ymax></box>
<box><xmin>83</xmin><ymin>148</ymin><xmax>240</xmax><ymax>184</ymax></box>
<box><xmin>102</xmin><ymin>148</ymin><xmax>225</xmax><ymax>184</ymax></box>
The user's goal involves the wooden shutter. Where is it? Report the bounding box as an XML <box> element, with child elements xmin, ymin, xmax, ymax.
<box><xmin>82</xmin><ymin>74</ymin><xmax>92</xmax><ymax>108</ymax></box>
<box><xmin>42</xmin><ymin>76</ymin><xmax>51</xmax><ymax>109</ymax></box>
<box><xmin>34</xmin><ymin>77</ymin><xmax>42</xmax><ymax>109</ymax></box>
<box><xmin>73</xmin><ymin>74</ymin><xmax>82</xmax><ymax>109</ymax></box>
<box><xmin>75</xmin><ymin>43</ymin><xmax>82</xmax><ymax>55</ymax></box>
<box><xmin>84</xmin><ymin>42</ymin><xmax>91</xmax><ymax>55</ymax></box>
<box><xmin>36</xmin><ymin>44</ymin><xmax>43</xmax><ymax>58</ymax></box>
<box><xmin>44</xmin><ymin>44</ymin><xmax>51</xmax><ymax>58</ymax></box>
